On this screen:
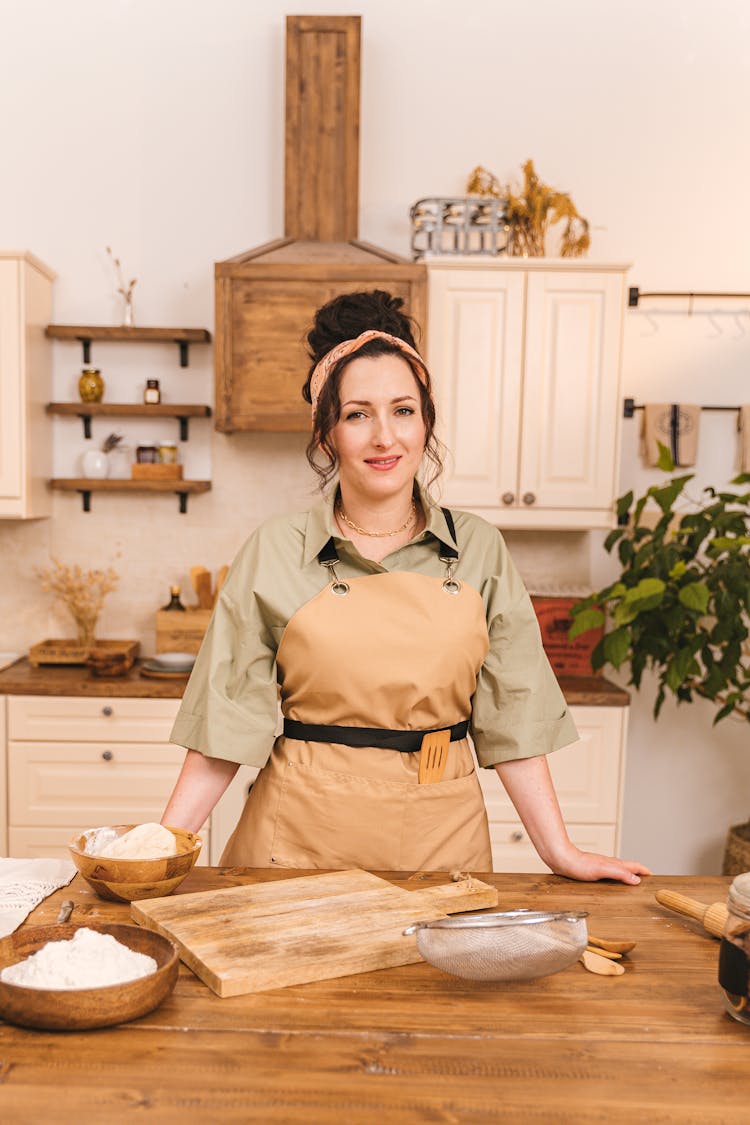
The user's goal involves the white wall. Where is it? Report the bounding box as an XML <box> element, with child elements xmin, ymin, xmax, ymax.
<box><xmin>1</xmin><ymin>0</ymin><xmax>748</xmax><ymax>873</ymax></box>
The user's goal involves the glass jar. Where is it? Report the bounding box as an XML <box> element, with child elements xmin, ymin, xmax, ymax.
<box><xmin>78</xmin><ymin>367</ymin><xmax>104</xmax><ymax>403</ymax></box>
<box><xmin>136</xmin><ymin>444</ymin><xmax>159</xmax><ymax>464</ymax></box>
<box><xmin>158</xmin><ymin>442</ymin><xmax>178</xmax><ymax>464</ymax></box>
<box><xmin>718</xmin><ymin>872</ymin><xmax>750</xmax><ymax>1025</ymax></box>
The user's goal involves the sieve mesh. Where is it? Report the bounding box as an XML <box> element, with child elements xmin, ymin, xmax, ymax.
<box><xmin>408</xmin><ymin>911</ymin><xmax>588</xmax><ymax>981</ymax></box>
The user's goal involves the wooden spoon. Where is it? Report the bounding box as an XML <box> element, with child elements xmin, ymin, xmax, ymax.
<box><xmin>588</xmin><ymin>935</ymin><xmax>637</xmax><ymax>954</ymax></box>
<box><xmin>585</xmin><ymin>945</ymin><xmax>622</xmax><ymax>960</ymax></box>
<box><xmin>579</xmin><ymin>949</ymin><xmax>625</xmax><ymax>976</ymax></box>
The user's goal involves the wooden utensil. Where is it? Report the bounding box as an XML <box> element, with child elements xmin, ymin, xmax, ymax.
<box><xmin>189</xmin><ymin>565</ymin><xmax>208</xmax><ymax>599</ymax></box>
<box><xmin>579</xmin><ymin>949</ymin><xmax>625</xmax><ymax>976</ymax></box>
<box><xmin>194</xmin><ymin>571</ymin><xmax>213</xmax><ymax>610</ymax></box>
<box><xmin>131</xmin><ymin>868</ymin><xmax>499</xmax><ymax>997</ymax></box>
<box><xmin>654</xmin><ymin>890</ymin><xmax>728</xmax><ymax>939</ymax></box>
<box><xmin>585</xmin><ymin>945</ymin><xmax>622</xmax><ymax>960</ymax></box>
<box><xmin>588</xmin><ymin>935</ymin><xmax>637</xmax><ymax>954</ymax></box>
<box><xmin>214</xmin><ymin>565</ymin><xmax>229</xmax><ymax>603</ymax></box>
<box><xmin>418</xmin><ymin>729</ymin><xmax>450</xmax><ymax>784</ymax></box>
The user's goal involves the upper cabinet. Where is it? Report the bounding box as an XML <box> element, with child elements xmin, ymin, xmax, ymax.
<box><xmin>426</xmin><ymin>260</ymin><xmax>628</xmax><ymax>530</ymax></box>
<box><xmin>0</xmin><ymin>252</ymin><xmax>55</xmax><ymax>519</ymax></box>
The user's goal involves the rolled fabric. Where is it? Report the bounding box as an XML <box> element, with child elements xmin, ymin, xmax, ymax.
<box><xmin>738</xmin><ymin>405</ymin><xmax>750</xmax><ymax>473</ymax></box>
<box><xmin>640</xmin><ymin>403</ymin><xmax>701</xmax><ymax>467</ymax></box>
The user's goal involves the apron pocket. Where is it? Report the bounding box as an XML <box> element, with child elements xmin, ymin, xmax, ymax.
<box><xmin>270</xmin><ymin>761</ymin><xmax>408</xmax><ymax>871</ymax></box>
<box><xmin>402</xmin><ymin>771</ymin><xmax>492</xmax><ymax>872</ymax></box>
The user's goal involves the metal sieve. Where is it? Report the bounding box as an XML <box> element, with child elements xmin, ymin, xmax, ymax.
<box><xmin>403</xmin><ymin>909</ymin><xmax>589</xmax><ymax>981</ymax></box>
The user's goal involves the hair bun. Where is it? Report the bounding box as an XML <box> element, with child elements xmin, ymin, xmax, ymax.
<box><xmin>306</xmin><ymin>289</ymin><xmax>417</xmax><ymax>367</ymax></box>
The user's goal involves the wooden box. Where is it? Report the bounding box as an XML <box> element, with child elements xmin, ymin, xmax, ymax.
<box><xmin>156</xmin><ymin>608</ymin><xmax>212</xmax><ymax>655</ymax></box>
<box><xmin>131</xmin><ymin>463</ymin><xmax>183</xmax><ymax>481</ymax></box>
<box><xmin>29</xmin><ymin>638</ymin><xmax>139</xmax><ymax>668</ymax></box>
<box><xmin>531</xmin><ymin>596</ymin><xmax>603</xmax><ymax>677</ymax></box>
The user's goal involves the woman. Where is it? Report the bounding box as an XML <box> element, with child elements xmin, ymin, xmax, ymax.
<box><xmin>162</xmin><ymin>290</ymin><xmax>649</xmax><ymax>884</ymax></box>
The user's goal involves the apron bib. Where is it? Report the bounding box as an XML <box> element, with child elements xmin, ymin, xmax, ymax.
<box><xmin>221</xmin><ymin>559</ymin><xmax>493</xmax><ymax>872</ymax></box>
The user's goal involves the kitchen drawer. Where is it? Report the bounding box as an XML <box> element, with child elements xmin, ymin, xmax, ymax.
<box><xmin>8</xmin><ymin>825</ymin><xmax>210</xmax><ymax>865</ymax></box>
<box><xmin>8</xmin><ymin>695</ymin><xmax>181</xmax><ymax>744</ymax></box>
<box><xmin>477</xmin><ymin>705</ymin><xmax>627</xmax><ymax>824</ymax></box>
<box><xmin>488</xmin><ymin>822</ymin><xmax>617</xmax><ymax>874</ymax></box>
<box><xmin>9</xmin><ymin>742</ymin><xmax>186</xmax><ymax>827</ymax></box>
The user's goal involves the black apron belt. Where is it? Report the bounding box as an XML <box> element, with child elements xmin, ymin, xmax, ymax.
<box><xmin>282</xmin><ymin>718</ymin><xmax>469</xmax><ymax>753</ymax></box>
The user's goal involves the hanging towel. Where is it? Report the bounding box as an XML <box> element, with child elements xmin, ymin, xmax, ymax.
<box><xmin>640</xmin><ymin>403</ymin><xmax>701</xmax><ymax>467</ymax></box>
<box><xmin>738</xmin><ymin>406</ymin><xmax>750</xmax><ymax>473</ymax></box>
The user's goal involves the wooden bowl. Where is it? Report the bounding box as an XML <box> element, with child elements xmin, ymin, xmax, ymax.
<box><xmin>0</xmin><ymin>922</ymin><xmax>179</xmax><ymax>1030</ymax></box>
<box><xmin>68</xmin><ymin>825</ymin><xmax>202</xmax><ymax>902</ymax></box>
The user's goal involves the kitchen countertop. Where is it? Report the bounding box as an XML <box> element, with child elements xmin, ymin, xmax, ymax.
<box><xmin>0</xmin><ymin>658</ymin><xmax>629</xmax><ymax>706</ymax></box>
<box><xmin>0</xmin><ymin>868</ymin><xmax>746</xmax><ymax>1123</ymax></box>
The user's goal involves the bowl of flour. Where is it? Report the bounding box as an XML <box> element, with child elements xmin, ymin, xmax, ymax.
<box><xmin>68</xmin><ymin>823</ymin><xmax>202</xmax><ymax>902</ymax></box>
<box><xmin>0</xmin><ymin>922</ymin><xmax>178</xmax><ymax>1029</ymax></box>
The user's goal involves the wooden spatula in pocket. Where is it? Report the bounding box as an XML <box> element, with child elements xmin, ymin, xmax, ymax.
<box><xmin>418</xmin><ymin>729</ymin><xmax>450</xmax><ymax>784</ymax></box>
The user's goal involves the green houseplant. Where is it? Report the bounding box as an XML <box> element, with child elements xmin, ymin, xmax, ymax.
<box><xmin>569</xmin><ymin>444</ymin><xmax>750</xmax><ymax>871</ymax></box>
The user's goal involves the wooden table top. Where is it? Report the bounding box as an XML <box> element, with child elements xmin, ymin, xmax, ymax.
<box><xmin>1</xmin><ymin>868</ymin><xmax>746</xmax><ymax>1124</ymax></box>
<box><xmin>0</xmin><ymin>659</ymin><xmax>629</xmax><ymax>706</ymax></box>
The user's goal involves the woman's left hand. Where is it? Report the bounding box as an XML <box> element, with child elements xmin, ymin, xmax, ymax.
<box><xmin>547</xmin><ymin>846</ymin><xmax>652</xmax><ymax>885</ymax></box>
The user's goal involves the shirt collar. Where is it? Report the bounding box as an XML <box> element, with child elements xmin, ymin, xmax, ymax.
<box><xmin>302</xmin><ymin>480</ymin><xmax>458</xmax><ymax>567</ymax></box>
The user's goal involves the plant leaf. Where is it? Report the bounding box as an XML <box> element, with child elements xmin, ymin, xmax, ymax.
<box><xmin>568</xmin><ymin>608</ymin><xmax>604</xmax><ymax>640</ymax></box>
<box><xmin>656</xmin><ymin>442</ymin><xmax>675</xmax><ymax>472</ymax></box>
<box><xmin>603</xmin><ymin>627</ymin><xmax>631</xmax><ymax>669</ymax></box>
<box><xmin>677</xmin><ymin>582</ymin><xmax>710</xmax><ymax>613</ymax></box>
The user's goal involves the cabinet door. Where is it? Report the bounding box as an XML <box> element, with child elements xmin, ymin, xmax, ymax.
<box><xmin>0</xmin><ymin>259</ymin><xmax>23</xmax><ymax>504</ymax></box>
<box><xmin>427</xmin><ymin>269</ymin><xmax>525</xmax><ymax>509</ymax></box>
<box><xmin>520</xmin><ymin>270</ymin><xmax>624</xmax><ymax>513</ymax></box>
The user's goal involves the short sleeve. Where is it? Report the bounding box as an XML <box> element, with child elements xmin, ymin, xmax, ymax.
<box><xmin>169</xmin><ymin>535</ymin><xmax>280</xmax><ymax>768</ymax></box>
<box><xmin>469</xmin><ymin>532</ymin><xmax>579</xmax><ymax>768</ymax></box>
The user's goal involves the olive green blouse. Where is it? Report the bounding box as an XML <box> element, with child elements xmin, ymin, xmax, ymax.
<box><xmin>170</xmin><ymin>486</ymin><xmax>578</xmax><ymax>769</ymax></box>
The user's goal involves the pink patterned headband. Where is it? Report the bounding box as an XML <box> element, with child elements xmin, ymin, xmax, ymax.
<box><xmin>309</xmin><ymin>330</ymin><xmax>429</xmax><ymax>419</ymax></box>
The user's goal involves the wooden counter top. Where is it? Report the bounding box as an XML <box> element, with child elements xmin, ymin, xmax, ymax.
<box><xmin>0</xmin><ymin>868</ymin><xmax>745</xmax><ymax>1122</ymax></box>
<box><xmin>0</xmin><ymin>659</ymin><xmax>629</xmax><ymax>706</ymax></box>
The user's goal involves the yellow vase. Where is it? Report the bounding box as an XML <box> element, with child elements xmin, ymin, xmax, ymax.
<box><xmin>78</xmin><ymin>367</ymin><xmax>104</xmax><ymax>403</ymax></box>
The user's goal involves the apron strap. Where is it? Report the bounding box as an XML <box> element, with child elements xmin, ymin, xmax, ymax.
<box><xmin>283</xmin><ymin>717</ymin><xmax>469</xmax><ymax>752</ymax></box>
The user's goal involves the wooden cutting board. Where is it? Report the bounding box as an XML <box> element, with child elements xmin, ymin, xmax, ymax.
<box><xmin>131</xmin><ymin>868</ymin><xmax>498</xmax><ymax>997</ymax></box>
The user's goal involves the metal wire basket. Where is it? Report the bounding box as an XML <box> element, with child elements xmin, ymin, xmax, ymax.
<box><xmin>403</xmin><ymin>909</ymin><xmax>588</xmax><ymax>981</ymax></box>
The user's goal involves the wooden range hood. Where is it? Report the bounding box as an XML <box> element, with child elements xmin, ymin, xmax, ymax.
<box><xmin>214</xmin><ymin>15</ymin><xmax>426</xmax><ymax>432</ymax></box>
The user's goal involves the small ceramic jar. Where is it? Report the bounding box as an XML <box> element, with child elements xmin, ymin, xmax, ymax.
<box><xmin>78</xmin><ymin>367</ymin><xmax>104</xmax><ymax>403</ymax></box>
<box><xmin>718</xmin><ymin>872</ymin><xmax>750</xmax><ymax>1024</ymax></box>
<box><xmin>136</xmin><ymin>444</ymin><xmax>159</xmax><ymax>464</ymax></box>
<box><xmin>158</xmin><ymin>442</ymin><xmax>178</xmax><ymax>464</ymax></box>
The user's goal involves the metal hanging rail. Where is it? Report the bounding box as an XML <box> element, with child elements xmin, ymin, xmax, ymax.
<box><xmin>623</xmin><ymin>398</ymin><xmax>741</xmax><ymax>419</ymax></box>
<box><xmin>628</xmin><ymin>287</ymin><xmax>750</xmax><ymax>310</ymax></box>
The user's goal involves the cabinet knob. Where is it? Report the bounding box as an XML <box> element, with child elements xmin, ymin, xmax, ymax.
<box><xmin>511</xmin><ymin>830</ymin><xmax>524</xmax><ymax>842</ymax></box>
<box><xmin>501</xmin><ymin>492</ymin><xmax>515</xmax><ymax>506</ymax></box>
<box><xmin>522</xmin><ymin>492</ymin><xmax>536</xmax><ymax>506</ymax></box>
<box><xmin>101</xmin><ymin>750</ymin><xmax>114</xmax><ymax>761</ymax></box>
<box><xmin>101</xmin><ymin>705</ymin><xmax>113</xmax><ymax>717</ymax></box>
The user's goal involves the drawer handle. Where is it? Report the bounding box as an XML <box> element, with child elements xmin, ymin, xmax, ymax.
<box><xmin>501</xmin><ymin>492</ymin><xmax>515</xmax><ymax>506</ymax></box>
<box><xmin>102</xmin><ymin>706</ymin><xmax>114</xmax><ymax>717</ymax></box>
<box><xmin>511</xmin><ymin>830</ymin><xmax>524</xmax><ymax>842</ymax></box>
<box><xmin>522</xmin><ymin>492</ymin><xmax>536</xmax><ymax>506</ymax></box>
<box><xmin>101</xmin><ymin>750</ymin><xmax>114</xmax><ymax>761</ymax></box>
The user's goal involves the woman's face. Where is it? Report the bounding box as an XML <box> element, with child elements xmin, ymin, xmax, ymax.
<box><xmin>330</xmin><ymin>353</ymin><xmax>427</xmax><ymax>505</ymax></box>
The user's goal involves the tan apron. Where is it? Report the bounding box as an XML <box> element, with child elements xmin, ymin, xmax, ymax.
<box><xmin>221</xmin><ymin>559</ymin><xmax>493</xmax><ymax>872</ymax></box>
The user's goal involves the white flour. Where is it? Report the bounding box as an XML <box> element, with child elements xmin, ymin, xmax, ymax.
<box><xmin>85</xmin><ymin>822</ymin><xmax>177</xmax><ymax>859</ymax></box>
<box><xmin>0</xmin><ymin>927</ymin><xmax>157</xmax><ymax>989</ymax></box>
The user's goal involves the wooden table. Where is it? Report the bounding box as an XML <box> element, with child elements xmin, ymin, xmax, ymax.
<box><xmin>1</xmin><ymin>869</ymin><xmax>747</xmax><ymax>1124</ymax></box>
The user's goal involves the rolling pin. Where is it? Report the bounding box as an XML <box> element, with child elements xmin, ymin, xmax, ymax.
<box><xmin>655</xmin><ymin>889</ymin><xmax>728</xmax><ymax>938</ymax></box>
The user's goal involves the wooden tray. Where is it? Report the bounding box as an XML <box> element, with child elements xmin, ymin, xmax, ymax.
<box><xmin>87</xmin><ymin>640</ymin><xmax>141</xmax><ymax>677</ymax></box>
<box><xmin>29</xmin><ymin>638</ymin><xmax>92</xmax><ymax>666</ymax></box>
<box><xmin>131</xmin><ymin>463</ymin><xmax>183</xmax><ymax>481</ymax></box>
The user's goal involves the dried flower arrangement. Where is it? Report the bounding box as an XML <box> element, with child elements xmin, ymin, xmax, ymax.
<box><xmin>37</xmin><ymin>558</ymin><xmax>120</xmax><ymax>652</ymax></box>
<box><xmin>466</xmin><ymin>159</ymin><xmax>590</xmax><ymax>257</ymax></box>
<box><xmin>106</xmin><ymin>246</ymin><xmax>137</xmax><ymax>326</ymax></box>
<box><xmin>101</xmin><ymin>432</ymin><xmax>124</xmax><ymax>454</ymax></box>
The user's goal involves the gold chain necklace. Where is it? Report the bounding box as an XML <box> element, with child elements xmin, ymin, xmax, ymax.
<box><xmin>337</xmin><ymin>499</ymin><xmax>416</xmax><ymax>538</ymax></box>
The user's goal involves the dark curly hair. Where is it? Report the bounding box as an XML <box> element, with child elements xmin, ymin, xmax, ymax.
<box><xmin>302</xmin><ymin>290</ymin><xmax>444</xmax><ymax>491</ymax></box>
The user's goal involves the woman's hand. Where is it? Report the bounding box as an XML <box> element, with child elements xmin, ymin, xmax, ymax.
<box><xmin>544</xmin><ymin>844</ymin><xmax>652</xmax><ymax>885</ymax></box>
<box><xmin>494</xmin><ymin>755</ymin><xmax>652</xmax><ymax>886</ymax></box>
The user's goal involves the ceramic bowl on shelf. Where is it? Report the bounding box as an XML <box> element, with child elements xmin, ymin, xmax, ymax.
<box><xmin>68</xmin><ymin>825</ymin><xmax>202</xmax><ymax>902</ymax></box>
<box><xmin>151</xmin><ymin>652</ymin><xmax>196</xmax><ymax>672</ymax></box>
<box><xmin>0</xmin><ymin>922</ymin><xmax>178</xmax><ymax>1030</ymax></box>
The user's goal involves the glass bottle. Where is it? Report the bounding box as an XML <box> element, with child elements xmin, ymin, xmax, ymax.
<box><xmin>144</xmin><ymin>379</ymin><xmax>161</xmax><ymax>404</ymax></box>
<box><xmin>718</xmin><ymin>872</ymin><xmax>750</xmax><ymax>1025</ymax></box>
<box><xmin>161</xmin><ymin>585</ymin><xmax>187</xmax><ymax>612</ymax></box>
<box><xmin>78</xmin><ymin>367</ymin><xmax>104</xmax><ymax>403</ymax></box>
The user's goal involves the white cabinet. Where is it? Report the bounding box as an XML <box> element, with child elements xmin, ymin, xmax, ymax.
<box><xmin>426</xmin><ymin>259</ymin><xmax>628</xmax><ymax>530</ymax></box>
<box><xmin>1</xmin><ymin>695</ymin><xmax>256</xmax><ymax>864</ymax></box>
<box><xmin>478</xmin><ymin>704</ymin><xmax>628</xmax><ymax>873</ymax></box>
<box><xmin>0</xmin><ymin>252</ymin><xmax>55</xmax><ymax>519</ymax></box>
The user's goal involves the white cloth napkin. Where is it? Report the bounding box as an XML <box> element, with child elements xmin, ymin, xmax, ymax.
<box><xmin>0</xmin><ymin>858</ymin><xmax>77</xmax><ymax>938</ymax></box>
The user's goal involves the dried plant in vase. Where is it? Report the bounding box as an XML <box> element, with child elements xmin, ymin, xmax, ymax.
<box><xmin>37</xmin><ymin>558</ymin><xmax>120</xmax><ymax>653</ymax></box>
<box><xmin>465</xmin><ymin>159</ymin><xmax>590</xmax><ymax>257</ymax></box>
<box><xmin>105</xmin><ymin>245</ymin><xmax>138</xmax><ymax>326</ymax></box>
